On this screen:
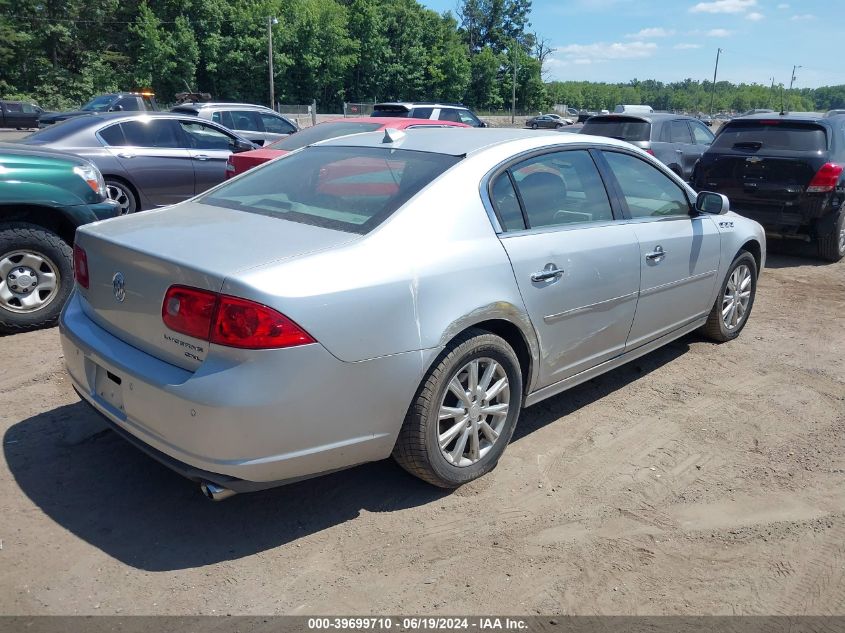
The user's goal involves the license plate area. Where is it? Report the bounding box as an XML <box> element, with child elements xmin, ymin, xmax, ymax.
<box><xmin>93</xmin><ymin>363</ymin><xmax>125</xmax><ymax>415</ymax></box>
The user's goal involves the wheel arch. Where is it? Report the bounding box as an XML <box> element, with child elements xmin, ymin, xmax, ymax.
<box><xmin>739</xmin><ymin>239</ymin><xmax>762</xmax><ymax>275</ymax></box>
<box><xmin>0</xmin><ymin>205</ymin><xmax>77</xmax><ymax>245</ymax></box>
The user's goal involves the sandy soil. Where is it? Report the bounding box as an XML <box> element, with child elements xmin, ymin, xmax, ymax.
<box><xmin>0</xmin><ymin>251</ymin><xmax>843</xmax><ymax>616</ymax></box>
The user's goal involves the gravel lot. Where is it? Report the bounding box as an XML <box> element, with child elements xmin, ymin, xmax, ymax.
<box><xmin>0</xmin><ymin>250</ymin><xmax>842</xmax><ymax>616</ymax></box>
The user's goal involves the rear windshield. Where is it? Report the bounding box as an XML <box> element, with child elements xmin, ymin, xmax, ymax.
<box><xmin>201</xmin><ymin>146</ymin><xmax>461</xmax><ymax>234</ymax></box>
<box><xmin>712</xmin><ymin>121</ymin><xmax>828</xmax><ymax>151</ymax></box>
<box><xmin>581</xmin><ymin>118</ymin><xmax>651</xmax><ymax>142</ymax></box>
<box><xmin>268</xmin><ymin>121</ymin><xmax>382</xmax><ymax>151</ymax></box>
<box><xmin>81</xmin><ymin>95</ymin><xmax>116</xmax><ymax>112</ymax></box>
<box><xmin>371</xmin><ymin>107</ymin><xmax>410</xmax><ymax>118</ymax></box>
<box><xmin>22</xmin><ymin>116</ymin><xmax>97</xmax><ymax>143</ymax></box>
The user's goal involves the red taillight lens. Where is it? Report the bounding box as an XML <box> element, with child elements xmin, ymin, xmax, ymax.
<box><xmin>211</xmin><ymin>295</ymin><xmax>315</xmax><ymax>349</ymax></box>
<box><xmin>162</xmin><ymin>286</ymin><xmax>217</xmax><ymax>340</ymax></box>
<box><xmin>645</xmin><ymin>149</ymin><xmax>655</xmax><ymax>156</ymax></box>
<box><xmin>73</xmin><ymin>244</ymin><xmax>89</xmax><ymax>289</ymax></box>
<box><xmin>161</xmin><ymin>286</ymin><xmax>315</xmax><ymax>350</ymax></box>
<box><xmin>807</xmin><ymin>163</ymin><xmax>843</xmax><ymax>193</ymax></box>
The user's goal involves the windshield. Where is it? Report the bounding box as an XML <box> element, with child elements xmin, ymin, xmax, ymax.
<box><xmin>268</xmin><ymin>122</ymin><xmax>382</xmax><ymax>151</ymax></box>
<box><xmin>202</xmin><ymin>146</ymin><xmax>461</xmax><ymax>234</ymax></box>
<box><xmin>80</xmin><ymin>95</ymin><xmax>117</xmax><ymax>112</ymax></box>
<box><xmin>712</xmin><ymin>121</ymin><xmax>828</xmax><ymax>152</ymax></box>
<box><xmin>581</xmin><ymin>118</ymin><xmax>651</xmax><ymax>142</ymax></box>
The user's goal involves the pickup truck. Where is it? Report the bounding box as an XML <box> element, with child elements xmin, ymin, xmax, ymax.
<box><xmin>0</xmin><ymin>100</ymin><xmax>43</xmax><ymax>129</ymax></box>
<box><xmin>38</xmin><ymin>92</ymin><xmax>158</xmax><ymax>127</ymax></box>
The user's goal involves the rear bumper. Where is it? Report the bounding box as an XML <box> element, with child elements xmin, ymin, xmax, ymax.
<box><xmin>59</xmin><ymin>291</ymin><xmax>422</xmax><ymax>487</ymax></box>
<box><xmin>732</xmin><ymin>197</ymin><xmax>838</xmax><ymax>235</ymax></box>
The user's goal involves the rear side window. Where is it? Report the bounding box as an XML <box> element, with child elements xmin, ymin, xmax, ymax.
<box><xmin>410</xmin><ymin>107</ymin><xmax>433</xmax><ymax>119</ymax></box>
<box><xmin>582</xmin><ymin>118</ymin><xmax>651</xmax><ymax>142</ymax></box>
<box><xmin>230</xmin><ymin>110</ymin><xmax>262</xmax><ymax>131</ymax></box>
<box><xmin>712</xmin><ymin>121</ymin><xmax>828</xmax><ymax>151</ymax></box>
<box><xmin>371</xmin><ymin>107</ymin><xmax>409</xmax><ymax>118</ymax></box>
<box><xmin>491</xmin><ymin>150</ymin><xmax>614</xmax><ymax>230</ymax></box>
<box><xmin>669</xmin><ymin>120</ymin><xmax>693</xmax><ymax>144</ymax></box>
<box><xmin>117</xmin><ymin>120</ymin><xmax>181</xmax><ymax>148</ymax></box>
<box><xmin>99</xmin><ymin>124</ymin><xmax>126</xmax><ymax>146</ymax></box>
<box><xmin>201</xmin><ymin>146</ymin><xmax>461</xmax><ymax>234</ymax></box>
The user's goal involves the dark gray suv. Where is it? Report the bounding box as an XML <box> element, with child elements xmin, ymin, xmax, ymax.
<box><xmin>580</xmin><ymin>113</ymin><xmax>715</xmax><ymax>181</ymax></box>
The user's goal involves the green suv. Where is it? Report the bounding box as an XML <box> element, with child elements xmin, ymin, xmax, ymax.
<box><xmin>0</xmin><ymin>143</ymin><xmax>119</xmax><ymax>332</ymax></box>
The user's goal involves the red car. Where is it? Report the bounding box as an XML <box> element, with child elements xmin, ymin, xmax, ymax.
<box><xmin>225</xmin><ymin>117</ymin><xmax>469</xmax><ymax>178</ymax></box>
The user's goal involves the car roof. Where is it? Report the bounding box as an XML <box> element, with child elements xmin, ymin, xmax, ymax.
<box><xmin>173</xmin><ymin>102</ymin><xmax>274</xmax><ymax>110</ymax></box>
<box><xmin>374</xmin><ymin>102</ymin><xmax>469</xmax><ymax>109</ymax></box>
<box><xmin>317</xmin><ymin>127</ymin><xmax>632</xmax><ymax>157</ymax></box>
<box><xmin>732</xmin><ymin>112</ymin><xmax>833</xmax><ymax>124</ymax></box>
<box><xmin>585</xmin><ymin>113</ymin><xmax>693</xmax><ymax>123</ymax></box>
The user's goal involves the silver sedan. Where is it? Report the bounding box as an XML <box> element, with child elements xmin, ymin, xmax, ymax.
<box><xmin>59</xmin><ymin>128</ymin><xmax>765</xmax><ymax>499</ymax></box>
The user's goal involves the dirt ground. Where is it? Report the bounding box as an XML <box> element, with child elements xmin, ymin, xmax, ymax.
<box><xmin>0</xmin><ymin>250</ymin><xmax>843</xmax><ymax>616</ymax></box>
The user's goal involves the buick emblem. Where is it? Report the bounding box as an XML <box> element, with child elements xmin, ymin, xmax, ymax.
<box><xmin>112</xmin><ymin>272</ymin><xmax>126</xmax><ymax>303</ymax></box>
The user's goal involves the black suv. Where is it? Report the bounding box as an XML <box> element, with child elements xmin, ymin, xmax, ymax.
<box><xmin>371</xmin><ymin>102</ymin><xmax>487</xmax><ymax>127</ymax></box>
<box><xmin>580</xmin><ymin>113</ymin><xmax>715</xmax><ymax>181</ymax></box>
<box><xmin>38</xmin><ymin>92</ymin><xmax>158</xmax><ymax>127</ymax></box>
<box><xmin>693</xmin><ymin>112</ymin><xmax>844</xmax><ymax>261</ymax></box>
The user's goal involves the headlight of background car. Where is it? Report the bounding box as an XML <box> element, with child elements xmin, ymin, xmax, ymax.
<box><xmin>73</xmin><ymin>163</ymin><xmax>107</xmax><ymax>198</ymax></box>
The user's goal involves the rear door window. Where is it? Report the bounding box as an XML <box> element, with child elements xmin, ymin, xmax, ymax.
<box><xmin>410</xmin><ymin>107</ymin><xmax>433</xmax><ymax>119</ymax></box>
<box><xmin>230</xmin><ymin>110</ymin><xmax>262</xmax><ymax>131</ymax></box>
<box><xmin>669</xmin><ymin>120</ymin><xmax>693</xmax><ymax>144</ymax></box>
<box><xmin>201</xmin><ymin>146</ymin><xmax>461</xmax><ymax>234</ymax></box>
<box><xmin>211</xmin><ymin>110</ymin><xmax>235</xmax><ymax>129</ymax></box>
<box><xmin>178</xmin><ymin>121</ymin><xmax>235</xmax><ymax>150</ymax></box>
<box><xmin>117</xmin><ymin>119</ymin><xmax>181</xmax><ymax>147</ymax></box>
<box><xmin>712</xmin><ymin>121</ymin><xmax>828</xmax><ymax>151</ymax></box>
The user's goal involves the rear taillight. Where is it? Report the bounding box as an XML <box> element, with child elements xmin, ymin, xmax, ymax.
<box><xmin>645</xmin><ymin>149</ymin><xmax>655</xmax><ymax>156</ymax></box>
<box><xmin>73</xmin><ymin>245</ymin><xmax>89</xmax><ymax>289</ymax></box>
<box><xmin>224</xmin><ymin>161</ymin><xmax>236</xmax><ymax>179</ymax></box>
<box><xmin>807</xmin><ymin>163</ymin><xmax>843</xmax><ymax>193</ymax></box>
<box><xmin>162</xmin><ymin>285</ymin><xmax>315</xmax><ymax>350</ymax></box>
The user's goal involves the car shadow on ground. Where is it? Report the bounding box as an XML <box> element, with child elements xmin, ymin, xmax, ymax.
<box><xmin>4</xmin><ymin>336</ymin><xmax>694</xmax><ymax>572</ymax></box>
<box><xmin>764</xmin><ymin>245</ymin><xmax>832</xmax><ymax>268</ymax></box>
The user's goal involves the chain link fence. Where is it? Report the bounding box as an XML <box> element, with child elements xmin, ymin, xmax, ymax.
<box><xmin>342</xmin><ymin>102</ymin><xmax>377</xmax><ymax>117</ymax></box>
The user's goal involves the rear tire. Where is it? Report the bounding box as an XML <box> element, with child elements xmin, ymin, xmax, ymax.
<box><xmin>701</xmin><ymin>250</ymin><xmax>757</xmax><ymax>343</ymax></box>
<box><xmin>392</xmin><ymin>330</ymin><xmax>523</xmax><ymax>488</ymax></box>
<box><xmin>531</xmin><ymin>123</ymin><xmax>538</xmax><ymax>130</ymax></box>
<box><xmin>0</xmin><ymin>223</ymin><xmax>73</xmax><ymax>334</ymax></box>
<box><xmin>817</xmin><ymin>211</ymin><xmax>845</xmax><ymax>262</ymax></box>
<box><xmin>105</xmin><ymin>178</ymin><xmax>139</xmax><ymax>215</ymax></box>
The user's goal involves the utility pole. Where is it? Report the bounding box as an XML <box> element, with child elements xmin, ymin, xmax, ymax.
<box><xmin>511</xmin><ymin>46</ymin><xmax>517</xmax><ymax>125</ymax></box>
<box><xmin>788</xmin><ymin>64</ymin><xmax>801</xmax><ymax>112</ymax></box>
<box><xmin>769</xmin><ymin>76</ymin><xmax>775</xmax><ymax>108</ymax></box>
<box><xmin>268</xmin><ymin>17</ymin><xmax>278</xmax><ymax>110</ymax></box>
<box><xmin>709</xmin><ymin>48</ymin><xmax>722</xmax><ymax>117</ymax></box>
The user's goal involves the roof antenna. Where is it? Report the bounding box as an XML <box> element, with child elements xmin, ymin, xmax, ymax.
<box><xmin>382</xmin><ymin>128</ymin><xmax>406</xmax><ymax>144</ymax></box>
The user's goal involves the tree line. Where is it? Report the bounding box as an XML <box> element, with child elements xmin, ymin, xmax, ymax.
<box><xmin>1</xmin><ymin>0</ymin><xmax>843</xmax><ymax>114</ymax></box>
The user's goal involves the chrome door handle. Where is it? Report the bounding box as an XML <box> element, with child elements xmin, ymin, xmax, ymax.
<box><xmin>675</xmin><ymin>149</ymin><xmax>683</xmax><ymax>154</ymax></box>
<box><xmin>116</xmin><ymin>152</ymin><xmax>135</xmax><ymax>159</ymax></box>
<box><xmin>531</xmin><ymin>264</ymin><xmax>564</xmax><ymax>282</ymax></box>
<box><xmin>645</xmin><ymin>246</ymin><xmax>667</xmax><ymax>261</ymax></box>
<box><xmin>194</xmin><ymin>154</ymin><xmax>210</xmax><ymax>161</ymax></box>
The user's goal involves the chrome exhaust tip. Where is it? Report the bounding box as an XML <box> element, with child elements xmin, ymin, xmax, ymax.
<box><xmin>200</xmin><ymin>481</ymin><xmax>236</xmax><ymax>501</ymax></box>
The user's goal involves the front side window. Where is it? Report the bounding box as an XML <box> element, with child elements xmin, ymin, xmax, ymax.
<box><xmin>178</xmin><ymin>121</ymin><xmax>234</xmax><ymax>150</ymax></box>
<box><xmin>458</xmin><ymin>110</ymin><xmax>481</xmax><ymax>126</ymax></box>
<box><xmin>201</xmin><ymin>146</ymin><xmax>461</xmax><ymax>234</ymax></box>
<box><xmin>602</xmin><ymin>151</ymin><xmax>691</xmax><ymax>218</ymax></box>
<box><xmin>438</xmin><ymin>109</ymin><xmax>462</xmax><ymax>123</ymax></box>
<box><xmin>491</xmin><ymin>150</ymin><xmax>614</xmax><ymax>230</ymax></box>
<box><xmin>691</xmin><ymin>121</ymin><xmax>715</xmax><ymax>145</ymax></box>
<box><xmin>259</xmin><ymin>113</ymin><xmax>296</xmax><ymax>134</ymax></box>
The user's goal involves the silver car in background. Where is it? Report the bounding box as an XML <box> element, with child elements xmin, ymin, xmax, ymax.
<box><xmin>21</xmin><ymin>113</ymin><xmax>255</xmax><ymax>214</ymax></box>
<box><xmin>170</xmin><ymin>102</ymin><xmax>299</xmax><ymax>146</ymax></box>
<box><xmin>60</xmin><ymin>128</ymin><xmax>765</xmax><ymax>500</ymax></box>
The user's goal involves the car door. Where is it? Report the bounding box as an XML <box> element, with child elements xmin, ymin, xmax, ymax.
<box><xmin>99</xmin><ymin>119</ymin><xmax>194</xmax><ymax>206</ymax></box>
<box><xmin>177</xmin><ymin>119</ymin><xmax>239</xmax><ymax>193</ymax></box>
<box><xmin>667</xmin><ymin>119</ymin><xmax>696</xmax><ymax>179</ymax></box>
<box><xmin>255</xmin><ymin>111</ymin><xmax>297</xmax><ymax>144</ymax></box>
<box><xmin>21</xmin><ymin>102</ymin><xmax>41</xmax><ymax>128</ymax></box>
<box><xmin>688</xmin><ymin>119</ymin><xmax>715</xmax><ymax>177</ymax></box>
<box><xmin>598</xmin><ymin>150</ymin><xmax>721</xmax><ymax>350</ymax></box>
<box><xmin>2</xmin><ymin>102</ymin><xmax>27</xmax><ymax>128</ymax></box>
<box><xmin>491</xmin><ymin>149</ymin><xmax>641</xmax><ymax>387</ymax></box>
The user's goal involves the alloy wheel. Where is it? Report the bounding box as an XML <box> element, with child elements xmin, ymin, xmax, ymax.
<box><xmin>106</xmin><ymin>183</ymin><xmax>133</xmax><ymax>215</ymax></box>
<box><xmin>721</xmin><ymin>263</ymin><xmax>752</xmax><ymax>330</ymax></box>
<box><xmin>437</xmin><ymin>357</ymin><xmax>510</xmax><ymax>467</ymax></box>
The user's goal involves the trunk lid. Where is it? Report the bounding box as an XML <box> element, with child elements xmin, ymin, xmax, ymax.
<box><xmin>695</xmin><ymin>119</ymin><xmax>829</xmax><ymax>216</ymax></box>
<box><xmin>75</xmin><ymin>200</ymin><xmax>357</xmax><ymax>370</ymax></box>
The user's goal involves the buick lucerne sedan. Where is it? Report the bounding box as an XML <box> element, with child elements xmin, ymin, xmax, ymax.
<box><xmin>60</xmin><ymin>128</ymin><xmax>765</xmax><ymax>500</ymax></box>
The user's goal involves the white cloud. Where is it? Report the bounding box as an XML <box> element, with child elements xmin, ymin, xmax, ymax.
<box><xmin>550</xmin><ymin>41</ymin><xmax>658</xmax><ymax>66</ymax></box>
<box><xmin>746</xmin><ymin>11</ymin><xmax>764</xmax><ymax>20</ymax></box>
<box><xmin>626</xmin><ymin>27</ymin><xmax>675</xmax><ymax>38</ymax></box>
<box><xmin>790</xmin><ymin>13</ymin><xmax>815</xmax><ymax>20</ymax></box>
<box><xmin>674</xmin><ymin>43</ymin><xmax>703</xmax><ymax>49</ymax></box>
<box><xmin>690</xmin><ymin>0</ymin><xmax>756</xmax><ymax>13</ymax></box>
<box><xmin>707</xmin><ymin>28</ymin><xmax>733</xmax><ymax>37</ymax></box>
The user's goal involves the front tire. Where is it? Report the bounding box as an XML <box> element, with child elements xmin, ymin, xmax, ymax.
<box><xmin>0</xmin><ymin>223</ymin><xmax>73</xmax><ymax>334</ymax></box>
<box><xmin>531</xmin><ymin>123</ymin><xmax>538</xmax><ymax>130</ymax></box>
<box><xmin>105</xmin><ymin>178</ymin><xmax>138</xmax><ymax>215</ymax></box>
<box><xmin>393</xmin><ymin>330</ymin><xmax>523</xmax><ymax>488</ymax></box>
<box><xmin>701</xmin><ymin>250</ymin><xmax>757</xmax><ymax>342</ymax></box>
<box><xmin>817</xmin><ymin>211</ymin><xmax>845</xmax><ymax>262</ymax></box>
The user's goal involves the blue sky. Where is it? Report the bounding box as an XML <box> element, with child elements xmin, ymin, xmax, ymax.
<box><xmin>419</xmin><ymin>0</ymin><xmax>842</xmax><ymax>88</ymax></box>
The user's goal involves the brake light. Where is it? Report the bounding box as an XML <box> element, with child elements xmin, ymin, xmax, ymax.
<box><xmin>645</xmin><ymin>149</ymin><xmax>655</xmax><ymax>156</ymax></box>
<box><xmin>162</xmin><ymin>286</ymin><xmax>315</xmax><ymax>350</ymax></box>
<box><xmin>807</xmin><ymin>163</ymin><xmax>843</xmax><ymax>193</ymax></box>
<box><xmin>73</xmin><ymin>245</ymin><xmax>89</xmax><ymax>289</ymax></box>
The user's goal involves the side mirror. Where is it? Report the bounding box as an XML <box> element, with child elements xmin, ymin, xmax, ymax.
<box><xmin>478</xmin><ymin>121</ymin><xmax>488</xmax><ymax>128</ymax></box>
<box><xmin>696</xmin><ymin>191</ymin><xmax>730</xmax><ymax>215</ymax></box>
<box><xmin>232</xmin><ymin>139</ymin><xmax>255</xmax><ymax>153</ymax></box>
<box><xmin>109</xmin><ymin>105</ymin><xmax>123</xmax><ymax>112</ymax></box>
